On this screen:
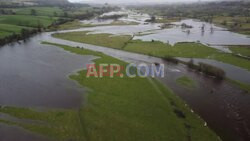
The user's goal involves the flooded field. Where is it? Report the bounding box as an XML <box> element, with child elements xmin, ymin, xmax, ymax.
<box><xmin>0</xmin><ymin>9</ymin><xmax>250</xmax><ymax>141</ymax></box>
<box><xmin>0</xmin><ymin>123</ymin><xmax>51</xmax><ymax>141</ymax></box>
<box><xmin>0</xmin><ymin>34</ymin><xmax>95</xmax><ymax>108</ymax></box>
<box><xmin>46</xmin><ymin>31</ymin><xmax>250</xmax><ymax>140</ymax></box>
<box><xmin>76</xmin><ymin>10</ymin><xmax>250</xmax><ymax>52</ymax></box>
<box><xmin>49</xmin><ymin>10</ymin><xmax>250</xmax><ymax>141</ymax></box>
<box><xmin>135</xmin><ymin>19</ymin><xmax>250</xmax><ymax>51</ymax></box>
<box><xmin>178</xmin><ymin>57</ymin><xmax>250</xmax><ymax>84</ymax></box>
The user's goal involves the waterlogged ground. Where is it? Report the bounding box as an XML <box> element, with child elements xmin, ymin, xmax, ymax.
<box><xmin>53</xmin><ymin>31</ymin><xmax>250</xmax><ymax>83</ymax></box>
<box><xmin>54</xmin><ymin>10</ymin><xmax>250</xmax><ymax>82</ymax></box>
<box><xmin>48</xmin><ymin>10</ymin><xmax>250</xmax><ymax>141</ymax></box>
<box><xmin>0</xmin><ymin>35</ymin><xmax>95</xmax><ymax>108</ymax></box>
<box><xmin>81</xmin><ymin>9</ymin><xmax>150</xmax><ymax>25</ymax></box>
<box><xmin>0</xmin><ymin>34</ymin><xmax>95</xmax><ymax>140</ymax></box>
<box><xmin>68</xmin><ymin>10</ymin><xmax>250</xmax><ymax>52</ymax></box>
<box><xmin>45</xmin><ymin>34</ymin><xmax>250</xmax><ymax>141</ymax></box>
<box><xmin>0</xmin><ymin>10</ymin><xmax>250</xmax><ymax>141</ymax></box>
<box><xmin>0</xmin><ymin>39</ymin><xmax>222</xmax><ymax>141</ymax></box>
<box><xmin>135</xmin><ymin>19</ymin><xmax>250</xmax><ymax>51</ymax></box>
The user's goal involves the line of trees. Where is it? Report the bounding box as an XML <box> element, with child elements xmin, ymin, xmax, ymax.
<box><xmin>0</xmin><ymin>5</ymin><xmax>119</xmax><ymax>46</ymax></box>
<box><xmin>0</xmin><ymin>28</ymin><xmax>41</xmax><ymax>46</ymax></box>
<box><xmin>0</xmin><ymin>9</ymin><xmax>16</xmax><ymax>15</ymax></box>
<box><xmin>187</xmin><ymin>59</ymin><xmax>225</xmax><ymax>80</ymax></box>
<box><xmin>131</xmin><ymin>1</ymin><xmax>250</xmax><ymax>18</ymax></box>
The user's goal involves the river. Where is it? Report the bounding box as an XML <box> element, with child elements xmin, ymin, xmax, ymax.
<box><xmin>0</xmin><ymin>10</ymin><xmax>250</xmax><ymax>141</ymax></box>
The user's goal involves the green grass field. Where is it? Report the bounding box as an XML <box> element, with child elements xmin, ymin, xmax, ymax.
<box><xmin>0</xmin><ymin>15</ymin><xmax>57</xmax><ymax>27</ymax></box>
<box><xmin>0</xmin><ymin>24</ymin><xmax>30</xmax><ymax>33</ymax></box>
<box><xmin>54</xmin><ymin>20</ymin><xmax>89</xmax><ymax>30</ymax></box>
<box><xmin>53</xmin><ymin>32</ymin><xmax>250</xmax><ymax>71</ymax></box>
<box><xmin>0</xmin><ymin>42</ymin><xmax>221</xmax><ymax>141</ymax></box>
<box><xmin>0</xmin><ymin>7</ymin><xmax>61</xmax><ymax>40</ymax></box>
<box><xmin>0</xmin><ymin>30</ymin><xmax>12</xmax><ymax>38</ymax></box>
<box><xmin>13</xmin><ymin>7</ymin><xmax>64</xmax><ymax>17</ymax></box>
<box><xmin>229</xmin><ymin>46</ymin><xmax>250</xmax><ymax>57</ymax></box>
<box><xmin>124</xmin><ymin>40</ymin><xmax>219</xmax><ymax>58</ymax></box>
<box><xmin>0</xmin><ymin>23</ymin><xmax>32</xmax><ymax>39</ymax></box>
<box><xmin>0</xmin><ymin>15</ymin><xmax>56</xmax><ymax>40</ymax></box>
<box><xmin>53</xmin><ymin>31</ymin><xmax>132</xmax><ymax>49</ymax></box>
<box><xmin>0</xmin><ymin>6</ymin><xmax>96</xmax><ymax>40</ymax></box>
<box><xmin>55</xmin><ymin>20</ymin><xmax>139</xmax><ymax>30</ymax></box>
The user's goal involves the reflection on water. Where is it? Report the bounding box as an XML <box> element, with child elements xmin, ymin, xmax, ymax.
<box><xmin>178</xmin><ymin>57</ymin><xmax>250</xmax><ymax>84</ymax></box>
<box><xmin>47</xmin><ymin>22</ymin><xmax>250</xmax><ymax>141</ymax></box>
<box><xmin>81</xmin><ymin>10</ymin><xmax>150</xmax><ymax>25</ymax></box>
<box><xmin>0</xmin><ymin>123</ymin><xmax>51</xmax><ymax>141</ymax></box>
<box><xmin>79</xmin><ymin>11</ymin><xmax>250</xmax><ymax>52</ymax></box>
<box><xmin>0</xmin><ymin>10</ymin><xmax>250</xmax><ymax>141</ymax></box>
<box><xmin>0</xmin><ymin>34</ymin><xmax>95</xmax><ymax>109</ymax></box>
<box><xmin>135</xmin><ymin>19</ymin><xmax>250</xmax><ymax>52</ymax></box>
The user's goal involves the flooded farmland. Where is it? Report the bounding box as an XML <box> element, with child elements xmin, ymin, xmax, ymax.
<box><xmin>0</xmin><ymin>8</ymin><xmax>250</xmax><ymax>141</ymax></box>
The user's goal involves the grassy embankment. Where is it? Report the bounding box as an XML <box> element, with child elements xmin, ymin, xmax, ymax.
<box><xmin>53</xmin><ymin>31</ymin><xmax>250</xmax><ymax>92</ymax></box>
<box><xmin>55</xmin><ymin>20</ymin><xmax>139</xmax><ymax>30</ymax></box>
<box><xmin>228</xmin><ymin>45</ymin><xmax>250</xmax><ymax>57</ymax></box>
<box><xmin>0</xmin><ymin>42</ymin><xmax>220</xmax><ymax>141</ymax></box>
<box><xmin>53</xmin><ymin>31</ymin><xmax>250</xmax><ymax>71</ymax></box>
<box><xmin>54</xmin><ymin>31</ymin><xmax>132</xmax><ymax>49</ymax></box>
<box><xmin>176</xmin><ymin>76</ymin><xmax>197</xmax><ymax>89</ymax></box>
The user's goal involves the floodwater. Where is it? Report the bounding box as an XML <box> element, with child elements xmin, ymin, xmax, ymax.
<box><xmin>44</xmin><ymin>34</ymin><xmax>250</xmax><ymax>141</ymax></box>
<box><xmin>78</xmin><ymin>10</ymin><xmax>250</xmax><ymax>52</ymax></box>
<box><xmin>178</xmin><ymin>57</ymin><xmax>250</xmax><ymax>84</ymax></box>
<box><xmin>0</xmin><ymin>33</ymin><xmax>96</xmax><ymax>141</ymax></box>
<box><xmin>81</xmin><ymin>10</ymin><xmax>150</xmax><ymax>25</ymax></box>
<box><xmin>0</xmin><ymin>123</ymin><xmax>51</xmax><ymax>141</ymax></box>
<box><xmin>54</xmin><ymin>12</ymin><xmax>250</xmax><ymax>84</ymax></box>
<box><xmin>0</xmin><ymin>34</ymin><xmax>95</xmax><ymax>109</ymax></box>
<box><xmin>135</xmin><ymin>19</ymin><xmax>250</xmax><ymax>51</ymax></box>
<box><xmin>0</xmin><ymin>10</ymin><xmax>250</xmax><ymax>141</ymax></box>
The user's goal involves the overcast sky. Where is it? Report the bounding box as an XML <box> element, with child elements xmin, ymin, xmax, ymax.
<box><xmin>68</xmin><ymin>0</ymin><xmax>225</xmax><ymax>4</ymax></box>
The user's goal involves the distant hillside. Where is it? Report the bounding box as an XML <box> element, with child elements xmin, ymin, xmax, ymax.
<box><xmin>0</xmin><ymin>0</ymin><xmax>70</xmax><ymax>6</ymax></box>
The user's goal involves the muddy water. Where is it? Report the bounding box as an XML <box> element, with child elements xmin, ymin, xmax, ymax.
<box><xmin>178</xmin><ymin>57</ymin><xmax>250</xmax><ymax>84</ymax></box>
<box><xmin>0</xmin><ymin>34</ymin><xmax>95</xmax><ymax>108</ymax></box>
<box><xmin>0</xmin><ymin>10</ymin><xmax>250</xmax><ymax>141</ymax></box>
<box><xmin>159</xmin><ymin>63</ymin><xmax>250</xmax><ymax>141</ymax></box>
<box><xmin>44</xmin><ymin>33</ymin><xmax>250</xmax><ymax>141</ymax></box>
<box><xmin>0</xmin><ymin>34</ymin><xmax>95</xmax><ymax>141</ymax></box>
<box><xmin>78</xmin><ymin>10</ymin><xmax>250</xmax><ymax>53</ymax></box>
<box><xmin>0</xmin><ymin>123</ymin><xmax>51</xmax><ymax>141</ymax></box>
<box><xmin>81</xmin><ymin>10</ymin><xmax>150</xmax><ymax>25</ymax></box>
<box><xmin>135</xmin><ymin>19</ymin><xmax>250</xmax><ymax>50</ymax></box>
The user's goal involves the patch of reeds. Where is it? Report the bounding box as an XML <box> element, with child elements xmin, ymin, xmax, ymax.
<box><xmin>187</xmin><ymin>59</ymin><xmax>225</xmax><ymax>80</ymax></box>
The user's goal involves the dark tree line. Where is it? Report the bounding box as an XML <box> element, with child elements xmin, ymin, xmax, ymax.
<box><xmin>0</xmin><ymin>28</ymin><xmax>41</xmax><ymax>46</ymax></box>
<box><xmin>0</xmin><ymin>4</ymin><xmax>119</xmax><ymax>46</ymax></box>
<box><xmin>131</xmin><ymin>1</ymin><xmax>250</xmax><ymax>18</ymax></box>
<box><xmin>0</xmin><ymin>9</ymin><xmax>16</xmax><ymax>15</ymax></box>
